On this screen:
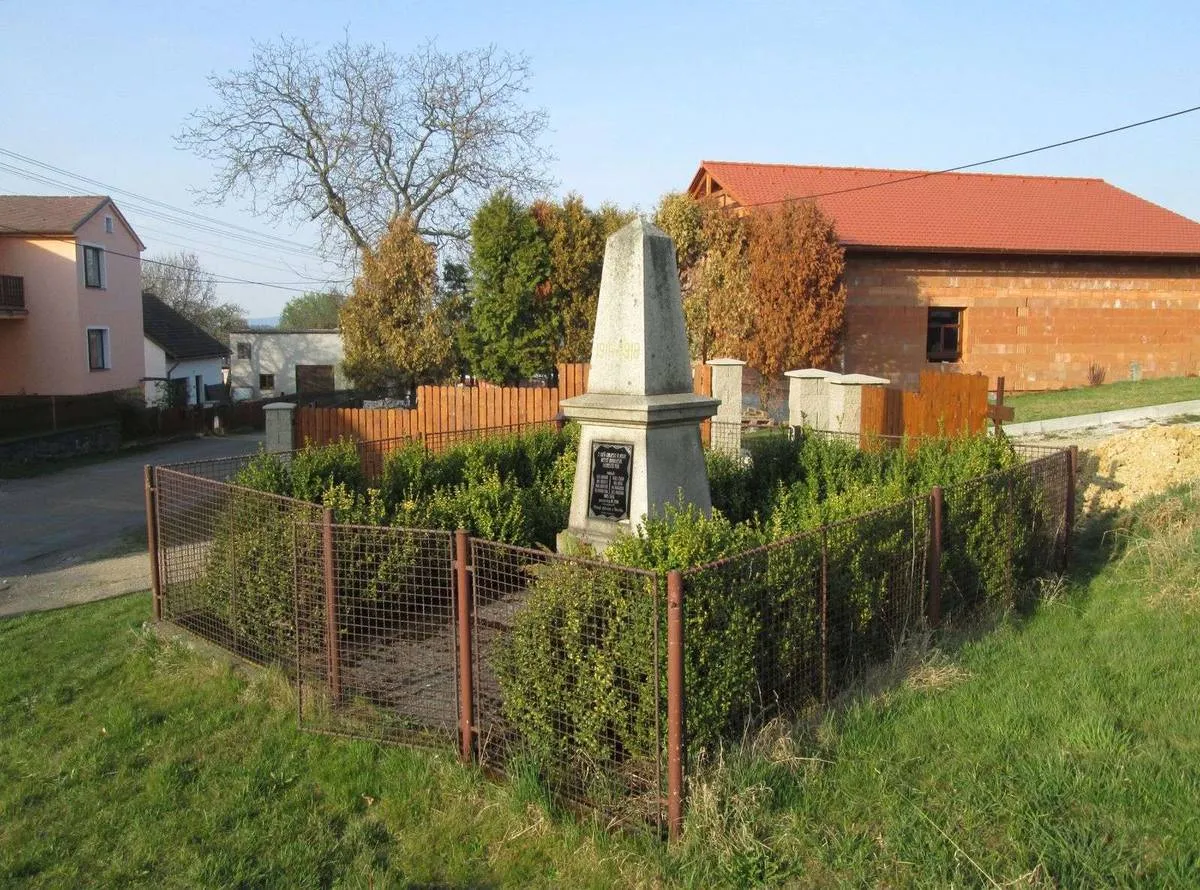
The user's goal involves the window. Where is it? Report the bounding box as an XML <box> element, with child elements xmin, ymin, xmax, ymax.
<box><xmin>236</xmin><ymin>342</ymin><xmax>252</xmax><ymax>360</ymax></box>
<box><xmin>259</xmin><ymin>373</ymin><xmax>276</xmax><ymax>390</ymax></box>
<box><xmin>104</xmin><ymin>215</ymin><xmax>114</xmax><ymax>234</ymax></box>
<box><xmin>927</xmin><ymin>308</ymin><xmax>963</xmax><ymax>362</ymax></box>
<box><xmin>87</xmin><ymin>327</ymin><xmax>110</xmax><ymax>370</ymax></box>
<box><xmin>83</xmin><ymin>245</ymin><xmax>104</xmax><ymax>288</ymax></box>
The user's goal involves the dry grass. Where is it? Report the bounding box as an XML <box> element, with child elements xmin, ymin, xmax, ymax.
<box><xmin>1113</xmin><ymin>480</ymin><xmax>1200</xmax><ymax>610</ymax></box>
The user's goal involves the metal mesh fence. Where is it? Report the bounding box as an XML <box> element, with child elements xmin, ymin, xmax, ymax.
<box><xmin>709</xmin><ymin>420</ymin><xmax>743</xmax><ymax>454</ymax></box>
<box><xmin>940</xmin><ymin>448</ymin><xmax>1070</xmax><ymax>615</ymax></box>
<box><xmin>294</xmin><ymin>522</ymin><xmax>457</xmax><ymax>747</ymax></box>
<box><xmin>468</xmin><ymin>539</ymin><xmax>666</xmax><ymax>831</ymax></box>
<box><xmin>154</xmin><ymin>467</ymin><xmax>321</xmax><ymax>668</ymax></box>
<box><xmin>680</xmin><ymin>496</ymin><xmax>929</xmax><ymax>734</ymax></box>
<box><xmin>149</xmin><ymin>429</ymin><xmax>1072</xmax><ymax>835</ymax></box>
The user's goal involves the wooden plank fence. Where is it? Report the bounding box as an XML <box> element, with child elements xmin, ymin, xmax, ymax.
<box><xmin>860</xmin><ymin>370</ymin><xmax>989</xmax><ymax>442</ymax></box>
<box><xmin>295</xmin><ymin>362</ymin><xmax>715</xmax><ymax>451</ymax></box>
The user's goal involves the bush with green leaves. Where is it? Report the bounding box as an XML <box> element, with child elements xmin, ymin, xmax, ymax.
<box><xmin>499</xmin><ymin>432</ymin><xmax>1049</xmax><ymax>759</ymax></box>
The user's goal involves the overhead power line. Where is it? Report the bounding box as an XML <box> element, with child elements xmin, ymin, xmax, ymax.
<box><xmin>0</xmin><ymin>220</ymin><xmax>314</xmax><ymax>293</ymax></box>
<box><xmin>737</xmin><ymin>103</ymin><xmax>1200</xmax><ymax>208</ymax></box>
<box><xmin>0</xmin><ymin>145</ymin><xmax>320</xmax><ymax>254</ymax></box>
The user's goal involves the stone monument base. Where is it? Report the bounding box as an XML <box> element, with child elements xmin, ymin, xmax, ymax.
<box><xmin>560</xmin><ymin>392</ymin><xmax>718</xmax><ymax>552</ymax></box>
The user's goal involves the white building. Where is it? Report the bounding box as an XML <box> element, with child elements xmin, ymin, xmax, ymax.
<box><xmin>228</xmin><ymin>329</ymin><xmax>346</xmax><ymax>400</ymax></box>
<box><xmin>142</xmin><ymin>292</ymin><xmax>229</xmax><ymax>406</ymax></box>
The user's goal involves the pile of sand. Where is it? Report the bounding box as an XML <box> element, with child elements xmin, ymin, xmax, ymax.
<box><xmin>1079</xmin><ymin>424</ymin><xmax>1200</xmax><ymax>513</ymax></box>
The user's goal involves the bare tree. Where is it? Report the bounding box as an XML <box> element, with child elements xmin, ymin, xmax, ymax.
<box><xmin>141</xmin><ymin>251</ymin><xmax>246</xmax><ymax>338</ymax></box>
<box><xmin>178</xmin><ymin>37</ymin><xmax>554</xmax><ymax>260</ymax></box>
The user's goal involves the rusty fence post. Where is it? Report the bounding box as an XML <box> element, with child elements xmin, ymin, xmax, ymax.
<box><xmin>819</xmin><ymin>528</ymin><xmax>829</xmax><ymax>704</ymax></box>
<box><xmin>322</xmin><ymin>508</ymin><xmax>342</xmax><ymax>704</ymax></box>
<box><xmin>1065</xmin><ymin>445</ymin><xmax>1078</xmax><ymax>569</ymax></box>
<box><xmin>455</xmin><ymin>528</ymin><xmax>476</xmax><ymax>764</ymax></box>
<box><xmin>144</xmin><ymin>465</ymin><xmax>163</xmax><ymax>621</ymax></box>
<box><xmin>928</xmin><ymin>486</ymin><xmax>943</xmax><ymax>629</ymax></box>
<box><xmin>666</xmin><ymin>569</ymin><xmax>686</xmax><ymax>841</ymax></box>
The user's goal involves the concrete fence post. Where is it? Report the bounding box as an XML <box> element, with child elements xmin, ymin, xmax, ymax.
<box><xmin>706</xmin><ymin>358</ymin><xmax>745</xmax><ymax>455</ymax></box>
<box><xmin>784</xmin><ymin>369</ymin><xmax>841</xmax><ymax>431</ymax></box>
<box><xmin>827</xmin><ymin>374</ymin><xmax>890</xmax><ymax>437</ymax></box>
<box><xmin>264</xmin><ymin>402</ymin><xmax>297</xmax><ymax>453</ymax></box>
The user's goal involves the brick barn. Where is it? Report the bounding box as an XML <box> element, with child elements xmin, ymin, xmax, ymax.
<box><xmin>688</xmin><ymin>162</ymin><xmax>1200</xmax><ymax>390</ymax></box>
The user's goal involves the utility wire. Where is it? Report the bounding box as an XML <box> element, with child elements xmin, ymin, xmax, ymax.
<box><xmin>0</xmin><ymin>160</ymin><xmax>325</xmax><ymax>261</ymax></box>
<box><xmin>0</xmin><ymin>145</ymin><xmax>318</xmax><ymax>253</ymax></box>
<box><xmin>722</xmin><ymin>103</ymin><xmax>1200</xmax><ymax>208</ymax></box>
<box><xmin>0</xmin><ymin>220</ymin><xmax>314</xmax><ymax>293</ymax></box>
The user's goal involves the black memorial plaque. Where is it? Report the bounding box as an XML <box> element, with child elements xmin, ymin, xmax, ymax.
<box><xmin>588</xmin><ymin>442</ymin><xmax>633</xmax><ymax>520</ymax></box>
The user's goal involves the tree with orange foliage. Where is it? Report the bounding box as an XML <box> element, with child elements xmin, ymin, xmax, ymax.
<box><xmin>340</xmin><ymin>216</ymin><xmax>454</xmax><ymax>392</ymax></box>
<box><xmin>745</xmin><ymin>200</ymin><xmax>846</xmax><ymax>378</ymax></box>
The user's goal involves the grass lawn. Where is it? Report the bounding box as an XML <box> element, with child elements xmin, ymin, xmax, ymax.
<box><xmin>1007</xmin><ymin>376</ymin><xmax>1200</xmax><ymax>423</ymax></box>
<box><xmin>3</xmin><ymin>486</ymin><xmax>1199</xmax><ymax>887</ymax></box>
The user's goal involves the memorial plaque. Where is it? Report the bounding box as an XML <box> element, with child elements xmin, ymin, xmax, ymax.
<box><xmin>588</xmin><ymin>442</ymin><xmax>633</xmax><ymax>520</ymax></box>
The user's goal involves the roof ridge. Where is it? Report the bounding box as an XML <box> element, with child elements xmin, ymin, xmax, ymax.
<box><xmin>699</xmin><ymin>160</ymin><xmax>1106</xmax><ymax>184</ymax></box>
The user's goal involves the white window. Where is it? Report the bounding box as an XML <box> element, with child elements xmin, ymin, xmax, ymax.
<box><xmin>83</xmin><ymin>245</ymin><xmax>105</xmax><ymax>289</ymax></box>
<box><xmin>104</xmin><ymin>215</ymin><xmax>114</xmax><ymax>234</ymax></box>
<box><xmin>87</xmin><ymin>327</ymin><xmax>111</xmax><ymax>371</ymax></box>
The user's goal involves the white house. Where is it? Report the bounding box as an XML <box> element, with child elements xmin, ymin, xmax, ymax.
<box><xmin>228</xmin><ymin>329</ymin><xmax>346</xmax><ymax>400</ymax></box>
<box><xmin>142</xmin><ymin>292</ymin><xmax>230</xmax><ymax>406</ymax></box>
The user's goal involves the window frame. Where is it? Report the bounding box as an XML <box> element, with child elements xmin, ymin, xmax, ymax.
<box><xmin>259</xmin><ymin>373</ymin><xmax>276</xmax><ymax>391</ymax></box>
<box><xmin>926</xmin><ymin>307</ymin><xmax>964</xmax><ymax>363</ymax></box>
<box><xmin>82</xmin><ymin>244</ymin><xmax>105</xmax><ymax>289</ymax></box>
<box><xmin>86</xmin><ymin>326</ymin><xmax>111</xmax><ymax>371</ymax></box>
<box><xmin>236</xmin><ymin>342</ymin><xmax>252</xmax><ymax>360</ymax></box>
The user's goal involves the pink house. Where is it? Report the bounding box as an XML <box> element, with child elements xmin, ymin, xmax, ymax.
<box><xmin>0</xmin><ymin>195</ymin><xmax>145</xmax><ymax>395</ymax></box>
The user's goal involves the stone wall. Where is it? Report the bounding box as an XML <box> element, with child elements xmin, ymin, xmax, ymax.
<box><xmin>842</xmin><ymin>252</ymin><xmax>1200</xmax><ymax>391</ymax></box>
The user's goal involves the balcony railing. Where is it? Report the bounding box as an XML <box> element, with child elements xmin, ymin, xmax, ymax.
<box><xmin>0</xmin><ymin>275</ymin><xmax>26</xmax><ymax>314</ymax></box>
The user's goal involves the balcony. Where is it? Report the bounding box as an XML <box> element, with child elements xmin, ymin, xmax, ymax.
<box><xmin>0</xmin><ymin>275</ymin><xmax>26</xmax><ymax>318</ymax></box>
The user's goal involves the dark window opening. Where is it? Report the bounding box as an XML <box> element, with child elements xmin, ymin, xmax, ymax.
<box><xmin>259</xmin><ymin>373</ymin><xmax>275</xmax><ymax>390</ymax></box>
<box><xmin>83</xmin><ymin>246</ymin><xmax>104</xmax><ymax>288</ymax></box>
<box><xmin>236</xmin><ymin>342</ymin><xmax>252</xmax><ymax>360</ymax></box>
<box><xmin>87</xmin><ymin>328</ymin><xmax>109</xmax><ymax>370</ymax></box>
<box><xmin>927</xmin><ymin>308</ymin><xmax>963</xmax><ymax>362</ymax></box>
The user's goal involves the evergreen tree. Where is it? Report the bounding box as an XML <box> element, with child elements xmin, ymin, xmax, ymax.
<box><xmin>464</xmin><ymin>192</ymin><xmax>552</xmax><ymax>383</ymax></box>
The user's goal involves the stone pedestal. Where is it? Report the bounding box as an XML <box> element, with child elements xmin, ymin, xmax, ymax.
<box><xmin>785</xmin><ymin>368</ymin><xmax>842</xmax><ymax>430</ymax></box>
<box><xmin>706</xmin><ymin>358</ymin><xmax>745</xmax><ymax>455</ymax></box>
<box><xmin>827</xmin><ymin>374</ymin><xmax>890</xmax><ymax>434</ymax></box>
<box><xmin>560</xmin><ymin>219</ymin><xmax>718</xmax><ymax>552</ymax></box>
<box><xmin>264</xmin><ymin>402</ymin><xmax>296</xmax><ymax>453</ymax></box>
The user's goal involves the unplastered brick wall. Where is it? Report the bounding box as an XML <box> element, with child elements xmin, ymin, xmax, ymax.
<box><xmin>841</xmin><ymin>252</ymin><xmax>1200</xmax><ymax>391</ymax></box>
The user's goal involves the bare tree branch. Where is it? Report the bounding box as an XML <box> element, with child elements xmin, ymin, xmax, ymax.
<box><xmin>178</xmin><ymin>36</ymin><xmax>554</xmax><ymax>263</ymax></box>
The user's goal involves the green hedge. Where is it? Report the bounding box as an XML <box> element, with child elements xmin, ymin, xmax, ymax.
<box><xmin>499</xmin><ymin>433</ymin><xmax>1048</xmax><ymax>758</ymax></box>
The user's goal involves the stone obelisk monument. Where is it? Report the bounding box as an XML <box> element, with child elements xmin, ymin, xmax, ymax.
<box><xmin>558</xmin><ymin>218</ymin><xmax>719</xmax><ymax>552</ymax></box>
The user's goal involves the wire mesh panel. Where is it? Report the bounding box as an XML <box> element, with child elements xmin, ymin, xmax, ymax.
<box><xmin>680</xmin><ymin>529</ymin><xmax>826</xmax><ymax>734</ymax></box>
<box><xmin>154</xmin><ymin>467</ymin><xmax>321</xmax><ymax>667</ymax></box>
<box><xmin>708</xmin><ymin>420</ymin><xmax>743</xmax><ymax>455</ymax></box>
<box><xmin>1019</xmin><ymin>450</ymin><xmax>1071</xmax><ymax>576</ymax></box>
<box><xmin>680</xmin><ymin>498</ymin><xmax>928</xmax><ymax>743</ymax></box>
<box><xmin>295</xmin><ymin>523</ymin><xmax>456</xmax><ymax>747</ymax></box>
<box><xmin>468</xmin><ymin>540</ymin><xmax>666</xmax><ymax>831</ymax></box>
<box><xmin>824</xmin><ymin>498</ymin><xmax>930</xmax><ymax>696</ymax></box>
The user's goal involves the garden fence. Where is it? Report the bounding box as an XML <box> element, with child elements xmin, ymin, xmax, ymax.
<box><xmin>145</xmin><ymin>432</ymin><xmax>1075</xmax><ymax>839</ymax></box>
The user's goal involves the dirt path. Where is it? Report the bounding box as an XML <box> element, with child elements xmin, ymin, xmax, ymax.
<box><xmin>0</xmin><ymin>433</ymin><xmax>262</xmax><ymax>619</ymax></box>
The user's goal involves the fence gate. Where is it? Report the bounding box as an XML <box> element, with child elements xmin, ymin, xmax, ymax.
<box><xmin>294</xmin><ymin>518</ymin><xmax>459</xmax><ymax>748</ymax></box>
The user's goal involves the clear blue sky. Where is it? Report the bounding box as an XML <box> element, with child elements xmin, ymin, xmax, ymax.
<box><xmin>3</xmin><ymin>0</ymin><xmax>1198</xmax><ymax>317</ymax></box>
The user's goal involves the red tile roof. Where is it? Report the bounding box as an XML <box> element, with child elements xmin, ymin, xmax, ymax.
<box><xmin>693</xmin><ymin>162</ymin><xmax>1200</xmax><ymax>257</ymax></box>
<box><xmin>0</xmin><ymin>195</ymin><xmax>110</xmax><ymax>235</ymax></box>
